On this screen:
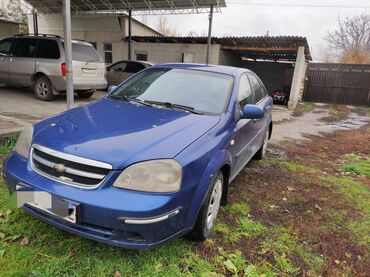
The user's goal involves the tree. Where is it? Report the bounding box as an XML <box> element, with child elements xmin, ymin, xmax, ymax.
<box><xmin>1</xmin><ymin>0</ymin><xmax>28</xmax><ymax>34</ymax></box>
<box><xmin>157</xmin><ymin>17</ymin><xmax>178</xmax><ymax>36</ymax></box>
<box><xmin>325</xmin><ymin>13</ymin><xmax>370</xmax><ymax>64</ymax></box>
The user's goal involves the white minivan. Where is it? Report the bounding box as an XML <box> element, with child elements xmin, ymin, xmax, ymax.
<box><xmin>0</xmin><ymin>34</ymin><xmax>107</xmax><ymax>100</ymax></box>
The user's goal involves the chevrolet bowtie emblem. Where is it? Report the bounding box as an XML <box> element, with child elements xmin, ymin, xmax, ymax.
<box><xmin>54</xmin><ymin>163</ymin><xmax>66</xmax><ymax>173</ymax></box>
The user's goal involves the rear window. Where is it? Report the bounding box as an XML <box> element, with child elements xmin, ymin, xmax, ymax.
<box><xmin>37</xmin><ymin>39</ymin><xmax>60</xmax><ymax>59</ymax></box>
<box><xmin>62</xmin><ymin>42</ymin><xmax>102</xmax><ymax>62</ymax></box>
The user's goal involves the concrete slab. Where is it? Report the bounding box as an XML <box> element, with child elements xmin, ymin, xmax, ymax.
<box><xmin>0</xmin><ymin>86</ymin><xmax>106</xmax><ymax>137</ymax></box>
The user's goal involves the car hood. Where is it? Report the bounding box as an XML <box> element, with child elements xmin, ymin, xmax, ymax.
<box><xmin>33</xmin><ymin>98</ymin><xmax>220</xmax><ymax>169</ymax></box>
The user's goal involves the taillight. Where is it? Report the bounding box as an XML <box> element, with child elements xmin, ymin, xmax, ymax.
<box><xmin>61</xmin><ymin>63</ymin><xmax>66</xmax><ymax>77</ymax></box>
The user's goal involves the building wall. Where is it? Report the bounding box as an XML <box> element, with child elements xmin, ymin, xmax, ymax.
<box><xmin>130</xmin><ymin>42</ymin><xmax>221</xmax><ymax>64</ymax></box>
<box><xmin>240</xmin><ymin>60</ymin><xmax>294</xmax><ymax>94</ymax></box>
<box><xmin>0</xmin><ymin>22</ymin><xmax>19</xmax><ymax>38</ymax></box>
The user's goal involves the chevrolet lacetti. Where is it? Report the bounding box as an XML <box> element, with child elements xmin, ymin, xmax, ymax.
<box><xmin>2</xmin><ymin>63</ymin><xmax>273</xmax><ymax>249</ymax></box>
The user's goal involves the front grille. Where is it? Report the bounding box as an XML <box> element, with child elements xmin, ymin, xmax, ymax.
<box><xmin>31</xmin><ymin>144</ymin><xmax>112</xmax><ymax>189</ymax></box>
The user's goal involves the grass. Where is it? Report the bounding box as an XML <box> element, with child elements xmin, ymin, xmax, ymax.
<box><xmin>0</xmin><ymin>139</ymin><xmax>16</xmax><ymax>155</ymax></box>
<box><xmin>0</xmin><ymin>114</ymin><xmax>369</xmax><ymax>276</ymax></box>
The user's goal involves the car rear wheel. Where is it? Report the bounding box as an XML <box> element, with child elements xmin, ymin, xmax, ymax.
<box><xmin>188</xmin><ymin>172</ymin><xmax>223</xmax><ymax>241</ymax></box>
<box><xmin>255</xmin><ymin>129</ymin><xmax>269</xmax><ymax>160</ymax></box>
<box><xmin>77</xmin><ymin>90</ymin><xmax>94</xmax><ymax>99</ymax></box>
<box><xmin>34</xmin><ymin>76</ymin><xmax>55</xmax><ymax>101</ymax></box>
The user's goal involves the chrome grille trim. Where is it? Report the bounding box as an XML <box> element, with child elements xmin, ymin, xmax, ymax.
<box><xmin>33</xmin><ymin>144</ymin><xmax>112</xmax><ymax>170</ymax></box>
<box><xmin>32</xmin><ymin>152</ymin><xmax>106</xmax><ymax>180</ymax></box>
<box><xmin>30</xmin><ymin>144</ymin><xmax>112</xmax><ymax>190</ymax></box>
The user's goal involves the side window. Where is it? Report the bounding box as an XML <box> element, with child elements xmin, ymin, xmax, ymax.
<box><xmin>136</xmin><ymin>53</ymin><xmax>148</xmax><ymax>61</ymax></box>
<box><xmin>13</xmin><ymin>39</ymin><xmax>37</xmax><ymax>58</ymax></box>
<box><xmin>37</xmin><ymin>39</ymin><xmax>60</xmax><ymax>59</ymax></box>
<box><xmin>238</xmin><ymin>74</ymin><xmax>254</xmax><ymax>107</ymax></box>
<box><xmin>104</xmin><ymin>43</ymin><xmax>112</xmax><ymax>64</ymax></box>
<box><xmin>248</xmin><ymin>74</ymin><xmax>265</xmax><ymax>103</ymax></box>
<box><xmin>125</xmin><ymin>62</ymin><xmax>146</xmax><ymax>73</ymax></box>
<box><xmin>0</xmin><ymin>39</ymin><xmax>14</xmax><ymax>56</ymax></box>
<box><xmin>109</xmin><ymin>62</ymin><xmax>127</xmax><ymax>72</ymax></box>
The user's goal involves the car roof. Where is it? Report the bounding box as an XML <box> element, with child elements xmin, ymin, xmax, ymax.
<box><xmin>152</xmin><ymin>63</ymin><xmax>250</xmax><ymax>76</ymax></box>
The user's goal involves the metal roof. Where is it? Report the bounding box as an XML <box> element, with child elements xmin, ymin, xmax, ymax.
<box><xmin>128</xmin><ymin>35</ymin><xmax>312</xmax><ymax>61</ymax></box>
<box><xmin>26</xmin><ymin>0</ymin><xmax>226</xmax><ymax>15</ymax></box>
<box><xmin>0</xmin><ymin>18</ymin><xmax>20</xmax><ymax>25</ymax></box>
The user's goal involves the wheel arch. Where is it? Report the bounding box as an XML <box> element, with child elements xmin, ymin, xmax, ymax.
<box><xmin>184</xmin><ymin>150</ymin><xmax>232</xmax><ymax>229</ymax></box>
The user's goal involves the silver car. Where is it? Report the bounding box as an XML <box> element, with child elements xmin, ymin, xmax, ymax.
<box><xmin>0</xmin><ymin>34</ymin><xmax>107</xmax><ymax>101</ymax></box>
<box><xmin>106</xmin><ymin>60</ymin><xmax>152</xmax><ymax>86</ymax></box>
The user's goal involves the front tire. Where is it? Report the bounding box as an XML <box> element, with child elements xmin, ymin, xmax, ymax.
<box><xmin>34</xmin><ymin>76</ymin><xmax>55</xmax><ymax>101</ymax></box>
<box><xmin>188</xmin><ymin>172</ymin><xmax>224</xmax><ymax>241</ymax></box>
<box><xmin>255</xmin><ymin>128</ymin><xmax>269</xmax><ymax>160</ymax></box>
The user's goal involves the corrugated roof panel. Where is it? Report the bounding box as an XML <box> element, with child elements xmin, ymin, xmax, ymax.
<box><xmin>25</xmin><ymin>0</ymin><xmax>226</xmax><ymax>15</ymax></box>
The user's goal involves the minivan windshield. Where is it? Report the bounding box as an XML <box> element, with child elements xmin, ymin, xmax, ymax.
<box><xmin>62</xmin><ymin>42</ymin><xmax>102</xmax><ymax>62</ymax></box>
<box><xmin>109</xmin><ymin>68</ymin><xmax>234</xmax><ymax>115</ymax></box>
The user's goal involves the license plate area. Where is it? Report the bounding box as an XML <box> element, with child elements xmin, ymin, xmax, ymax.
<box><xmin>17</xmin><ymin>187</ymin><xmax>80</xmax><ymax>224</ymax></box>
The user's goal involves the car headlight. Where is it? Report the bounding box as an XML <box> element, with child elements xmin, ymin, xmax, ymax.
<box><xmin>113</xmin><ymin>159</ymin><xmax>182</xmax><ymax>193</ymax></box>
<box><xmin>15</xmin><ymin>125</ymin><xmax>33</xmax><ymax>159</ymax></box>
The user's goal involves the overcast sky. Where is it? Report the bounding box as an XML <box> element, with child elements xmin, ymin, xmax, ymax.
<box><xmin>137</xmin><ymin>0</ymin><xmax>370</xmax><ymax>61</ymax></box>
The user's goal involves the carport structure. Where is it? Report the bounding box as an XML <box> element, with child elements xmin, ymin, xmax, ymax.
<box><xmin>129</xmin><ymin>35</ymin><xmax>312</xmax><ymax>109</ymax></box>
<box><xmin>23</xmin><ymin>0</ymin><xmax>226</xmax><ymax>109</ymax></box>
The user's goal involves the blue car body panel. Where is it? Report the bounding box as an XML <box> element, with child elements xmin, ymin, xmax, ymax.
<box><xmin>2</xmin><ymin>63</ymin><xmax>273</xmax><ymax>249</ymax></box>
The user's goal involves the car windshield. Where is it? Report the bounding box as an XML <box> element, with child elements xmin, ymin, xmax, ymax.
<box><xmin>109</xmin><ymin>68</ymin><xmax>234</xmax><ymax>114</ymax></box>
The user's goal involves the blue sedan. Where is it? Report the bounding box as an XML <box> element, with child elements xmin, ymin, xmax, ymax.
<box><xmin>2</xmin><ymin>63</ymin><xmax>273</xmax><ymax>249</ymax></box>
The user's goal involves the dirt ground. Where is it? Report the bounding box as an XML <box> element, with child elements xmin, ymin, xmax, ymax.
<box><xmin>196</xmin><ymin>103</ymin><xmax>370</xmax><ymax>276</ymax></box>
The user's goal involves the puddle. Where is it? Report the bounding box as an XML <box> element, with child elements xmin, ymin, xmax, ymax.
<box><xmin>270</xmin><ymin>107</ymin><xmax>369</xmax><ymax>145</ymax></box>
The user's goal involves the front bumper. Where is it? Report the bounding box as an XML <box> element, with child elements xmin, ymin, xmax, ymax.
<box><xmin>2</xmin><ymin>153</ymin><xmax>193</xmax><ymax>249</ymax></box>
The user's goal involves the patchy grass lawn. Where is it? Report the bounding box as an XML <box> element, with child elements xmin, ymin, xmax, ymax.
<box><xmin>0</xmin><ymin>121</ymin><xmax>369</xmax><ymax>276</ymax></box>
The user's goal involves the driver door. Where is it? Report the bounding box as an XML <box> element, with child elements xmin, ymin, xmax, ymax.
<box><xmin>230</xmin><ymin>74</ymin><xmax>259</xmax><ymax>178</ymax></box>
<box><xmin>0</xmin><ymin>38</ymin><xmax>14</xmax><ymax>83</ymax></box>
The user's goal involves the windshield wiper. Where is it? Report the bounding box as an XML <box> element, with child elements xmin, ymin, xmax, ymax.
<box><xmin>109</xmin><ymin>95</ymin><xmax>153</xmax><ymax>108</ymax></box>
<box><xmin>144</xmin><ymin>100</ymin><xmax>203</xmax><ymax>115</ymax></box>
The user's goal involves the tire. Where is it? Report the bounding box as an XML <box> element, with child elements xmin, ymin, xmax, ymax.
<box><xmin>188</xmin><ymin>172</ymin><xmax>224</xmax><ymax>241</ymax></box>
<box><xmin>255</xmin><ymin>128</ymin><xmax>269</xmax><ymax>160</ymax></box>
<box><xmin>34</xmin><ymin>76</ymin><xmax>55</xmax><ymax>101</ymax></box>
<box><xmin>77</xmin><ymin>90</ymin><xmax>94</xmax><ymax>99</ymax></box>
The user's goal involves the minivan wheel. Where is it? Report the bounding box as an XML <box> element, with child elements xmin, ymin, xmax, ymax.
<box><xmin>77</xmin><ymin>90</ymin><xmax>94</xmax><ymax>99</ymax></box>
<box><xmin>188</xmin><ymin>172</ymin><xmax>223</xmax><ymax>241</ymax></box>
<box><xmin>34</xmin><ymin>76</ymin><xmax>55</xmax><ymax>101</ymax></box>
<box><xmin>255</xmin><ymin>129</ymin><xmax>269</xmax><ymax>160</ymax></box>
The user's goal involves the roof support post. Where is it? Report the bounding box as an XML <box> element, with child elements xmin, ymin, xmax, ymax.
<box><xmin>63</xmin><ymin>0</ymin><xmax>74</xmax><ymax>110</ymax></box>
<box><xmin>128</xmin><ymin>9</ymin><xmax>132</xmax><ymax>60</ymax></box>
<box><xmin>206</xmin><ymin>4</ymin><xmax>214</xmax><ymax>64</ymax></box>
<box><xmin>32</xmin><ymin>9</ymin><xmax>38</xmax><ymax>36</ymax></box>
<box><xmin>288</xmin><ymin>46</ymin><xmax>306</xmax><ymax>110</ymax></box>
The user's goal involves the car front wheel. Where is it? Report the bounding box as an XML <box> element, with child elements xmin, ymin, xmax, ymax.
<box><xmin>188</xmin><ymin>172</ymin><xmax>223</xmax><ymax>241</ymax></box>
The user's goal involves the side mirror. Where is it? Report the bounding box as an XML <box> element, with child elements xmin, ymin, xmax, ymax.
<box><xmin>240</xmin><ymin>104</ymin><xmax>264</xmax><ymax>119</ymax></box>
<box><xmin>108</xmin><ymin>85</ymin><xmax>117</xmax><ymax>94</ymax></box>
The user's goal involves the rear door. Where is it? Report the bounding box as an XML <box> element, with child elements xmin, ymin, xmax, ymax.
<box><xmin>106</xmin><ymin>61</ymin><xmax>128</xmax><ymax>85</ymax></box>
<box><xmin>69</xmin><ymin>42</ymin><xmax>105</xmax><ymax>86</ymax></box>
<box><xmin>247</xmin><ymin>73</ymin><xmax>272</xmax><ymax>153</ymax></box>
<box><xmin>230</xmin><ymin>74</ymin><xmax>259</xmax><ymax>177</ymax></box>
<box><xmin>0</xmin><ymin>38</ymin><xmax>14</xmax><ymax>83</ymax></box>
<box><xmin>9</xmin><ymin>38</ymin><xmax>37</xmax><ymax>86</ymax></box>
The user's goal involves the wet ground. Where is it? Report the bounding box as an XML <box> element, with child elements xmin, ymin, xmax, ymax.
<box><xmin>271</xmin><ymin>103</ymin><xmax>369</xmax><ymax>144</ymax></box>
